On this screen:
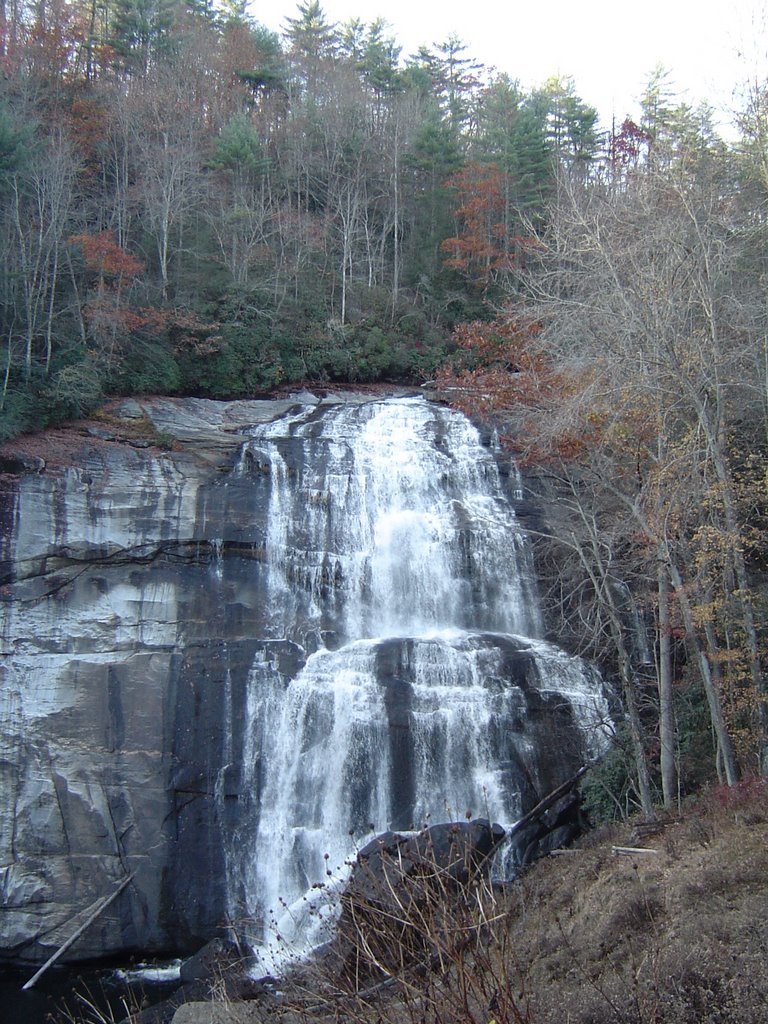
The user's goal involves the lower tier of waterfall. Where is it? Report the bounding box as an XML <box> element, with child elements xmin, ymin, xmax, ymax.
<box><xmin>224</xmin><ymin>629</ymin><xmax>610</xmax><ymax>968</ymax></box>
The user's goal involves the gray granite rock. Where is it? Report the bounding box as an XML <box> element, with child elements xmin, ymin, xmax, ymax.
<box><xmin>170</xmin><ymin>1004</ymin><xmax>264</xmax><ymax>1024</ymax></box>
<box><xmin>0</xmin><ymin>398</ymin><xmax>314</xmax><ymax>964</ymax></box>
<box><xmin>0</xmin><ymin>392</ymin><xmax>604</xmax><ymax>970</ymax></box>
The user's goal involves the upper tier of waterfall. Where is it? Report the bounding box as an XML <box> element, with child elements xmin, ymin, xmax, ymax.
<box><xmin>237</xmin><ymin>396</ymin><xmax>541</xmax><ymax>644</ymax></box>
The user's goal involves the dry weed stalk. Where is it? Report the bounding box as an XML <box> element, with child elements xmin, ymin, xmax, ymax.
<box><xmin>277</xmin><ymin>827</ymin><xmax>534</xmax><ymax>1024</ymax></box>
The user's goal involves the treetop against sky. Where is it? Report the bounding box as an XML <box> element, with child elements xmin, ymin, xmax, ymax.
<box><xmin>255</xmin><ymin>0</ymin><xmax>762</xmax><ymax>134</ymax></box>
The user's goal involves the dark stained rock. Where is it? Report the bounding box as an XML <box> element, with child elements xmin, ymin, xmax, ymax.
<box><xmin>0</xmin><ymin>453</ymin><xmax>45</xmax><ymax>474</ymax></box>
<box><xmin>178</xmin><ymin>938</ymin><xmax>247</xmax><ymax>985</ymax></box>
<box><xmin>349</xmin><ymin>818</ymin><xmax>506</xmax><ymax>903</ymax></box>
<box><xmin>506</xmin><ymin>791</ymin><xmax>589</xmax><ymax>868</ymax></box>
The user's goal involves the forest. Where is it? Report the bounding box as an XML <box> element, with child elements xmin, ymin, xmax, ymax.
<box><xmin>0</xmin><ymin>0</ymin><xmax>606</xmax><ymax>429</ymax></box>
<box><xmin>1</xmin><ymin>0</ymin><xmax>767</xmax><ymax>816</ymax></box>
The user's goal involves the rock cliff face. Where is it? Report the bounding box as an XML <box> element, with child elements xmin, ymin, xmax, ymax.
<box><xmin>0</xmin><ymin>395</ymin><xmax>320</xmax><ymax>963</ymax></box>
<box><xmin>0</xmin><ymin>393</ymin><xmax>608</xmax><ymax>966</ymax></box>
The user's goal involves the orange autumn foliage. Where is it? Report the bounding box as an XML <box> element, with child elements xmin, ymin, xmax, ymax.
<box><xmin>436</xmin><ymin>318</ymin><xmax>603</xmax><ymax>463</ymax></box>
<box><xmin>69</xmin><ymin>230</ymin><xmax>144</xmax><ymax>284</ymax></box>
<box><xmin>441</xmin><ymin>163</ymin><xmax>528</xmax><ymax>290</ymax></box>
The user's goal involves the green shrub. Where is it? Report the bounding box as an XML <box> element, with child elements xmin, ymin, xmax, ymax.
<box><xmin>109</xmin><ymin>337</ymin><xmax>181</xmax><ymax>396</ymax></box>
<box><xmin>43</xmin><ymin>360</ymin><xmax>105</xmax><ymax>418</ymax></box>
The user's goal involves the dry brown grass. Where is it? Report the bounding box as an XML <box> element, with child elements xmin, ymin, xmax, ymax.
<box><xmin>256</xmin><ymin>782</ymin><xmax>768</xmax><ymax>1024</ymax></box>
<box><xmin>500</xmin><ymin>780</ymin><xmax>768</xmax><ymax>1024</ymax></box>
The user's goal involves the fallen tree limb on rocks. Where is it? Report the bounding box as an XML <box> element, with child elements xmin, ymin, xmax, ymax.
<box><xmin>22</xmin><ymin>873</ymin><xmax>135</xmax><ymax>990</ymax></box>
<box><xmin>506</xmin><ymin>765</ymin><xmax>590</xmax><ymax>842</ymax></box>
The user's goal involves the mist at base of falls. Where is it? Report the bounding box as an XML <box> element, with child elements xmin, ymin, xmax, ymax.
<box><xmin>220</xmin><ymin>396</ymin><xmax>611</xmax><ymax>969</ymax></box>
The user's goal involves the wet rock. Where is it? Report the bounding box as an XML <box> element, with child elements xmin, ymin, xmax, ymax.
<box><xmin>0</xmin><ymin>453</ymin><xmax>45</xmax><ymax>474</ymax></box>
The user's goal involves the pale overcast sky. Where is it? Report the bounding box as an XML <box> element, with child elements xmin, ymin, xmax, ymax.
<box><xmin>249</xmin><ymin>0</ymin><xmax>767</xmax><ymax>133</ymax></box>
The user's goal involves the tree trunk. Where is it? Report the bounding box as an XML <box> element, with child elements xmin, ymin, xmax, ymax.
<box><xmin>667</xmin><ymin>557</ymin><xmax>739</xmax><ymax>785</ymax></box>
<box><xmin>657</xmin><ymin>559</ymin><xmax>677</xmax><ymax>808</ymax></box>
<box><xmin>571</xmin><ymin>520</ymin><xmax>655</xmax><ymax>821</ymax></box>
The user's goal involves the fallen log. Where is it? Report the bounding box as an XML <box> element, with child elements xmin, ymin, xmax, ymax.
<box><xmin>22</xmin><ymin>873</ymin><xmax>135</xmax><ymax>991</ymax></box>
<box><xmin>505</xmin><ymin>765</ymin><xmax>590</xmax><ymax>841</ymax></box>
<box><xmin>612</xmin><ymin>846</ymin><xmax>659</xmax><ymax>856</ymax></box>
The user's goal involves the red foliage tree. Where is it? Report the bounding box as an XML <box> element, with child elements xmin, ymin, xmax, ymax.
<box><xmin>610</xmin><ymin>118</ymin><xmax>652</xmax><ymax>177</ymax></box>
<box><xmin>69</xmin><ymin>230</ymin><xmax>144</xmax><ymax>293</ymax></box>
<box><xmin>441</xmin><ymin>162</ymin><xmax>518</xmax><ymax>291</ymax></box>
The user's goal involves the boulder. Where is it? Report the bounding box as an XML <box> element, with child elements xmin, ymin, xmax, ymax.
<box><xmin>348</xmin><ymin>818</ymin><xmax>505</xmax><ymax>902</ymax></box>
<box><xmin>120</xmin><ymin>942</ymin><xmax>274</xmax><ymax>1024</ymax></box>
<box><xmin>170</xmin><ymin>1005</ymin><xmax>264</xmax><ymax>1024</ymax></box>
<box><xmin>178</xmin><ymin>938</ymin><xmax>252</xmax><ymax>985</ymax></box>
<box><xmin>333</xmin><ymin>819</ymin><xmax>505</xmax><ymax>981</ymax></box>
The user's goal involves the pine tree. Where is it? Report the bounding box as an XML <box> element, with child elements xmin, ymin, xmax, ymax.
<box><xmin>284</xmin><ymin>0</ymin><xmax>337</xmax><ymax>93</ymax></box>
<box><xmin>475</xmin><ymin>76</ymin><xmax>552</xmax><ymax>227</ymax></box>
<box><xmin>109</xmin><ymin>0</ymin><xmax>179</xmax><ymax>74</ymax></box>
<box><xmin>434</xmin><ymin>34</ymin><xmax>483</xmax><ymax>136</ymax></box>
<box><xmin>403</xmin><ymin>100</ymin><xmax>463</xmax><ymax>288</ymax></box>
<box><xmin>534</xmin><ymin>76</ymin><xmax>601</xmax><ymax>179</ymax></box>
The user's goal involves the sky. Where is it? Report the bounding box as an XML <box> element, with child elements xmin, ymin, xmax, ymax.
<box><xmin>249</xmin><ymin>0</ymin><xmax>767</xmax><ymax>134</ymax></box>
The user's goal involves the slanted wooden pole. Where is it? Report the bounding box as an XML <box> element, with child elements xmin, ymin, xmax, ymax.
<box><xmin>505</xmin><ymin>765</ymin><xmax>590</xmax><ymax>840</ymax></box>
<box><xmin>22</xmin><ymin>873</ymin><xmax>135</xmax><ymax>991</ymax></box>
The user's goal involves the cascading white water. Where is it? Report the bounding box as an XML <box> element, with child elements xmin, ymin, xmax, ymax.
<box><xmin>227</xmin><ymin>396</ymin><xmax>610</xmax><ymax>967</ymax></box>
<box><xmin>239</xmin><ymin>397</ymin><xmax>541</xmax><ymax>641</ymax></box>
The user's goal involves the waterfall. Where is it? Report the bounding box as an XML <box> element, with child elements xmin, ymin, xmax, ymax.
<box><xmin>226</xmin><ymin>396</ymin><xmax>610</xmax><ymax>967</ymax></box>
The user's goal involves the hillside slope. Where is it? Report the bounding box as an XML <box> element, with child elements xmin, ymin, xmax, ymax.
<box><xmin>503</xmin><ymin>783</ymin><xmax>768</xmax><ymax>1023</ymax></box>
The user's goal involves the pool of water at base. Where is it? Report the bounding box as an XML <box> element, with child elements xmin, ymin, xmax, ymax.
<box><xmin>0</xmin><ymin>959</ymin><xmax>182</xmax><ymax>1024</ymax></box>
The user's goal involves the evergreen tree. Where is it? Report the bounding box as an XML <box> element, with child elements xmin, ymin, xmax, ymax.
<box><xmin>211</xmin><ymin>112</ymin><xmax>267</xmax><ymax>176</ymax></box>
<box><xmin>284</xmin><ymin>0</ymin><xmax>337</xmax><ymax>94</ymax></box>
<box><xmin>474</xmin><ymin>76</ymin><xmax>552</xmax><ymax>225</ymax></box>
<box><xmin>216</xmin><ymin>0</ymin><xmax>250</xmax><ymax>26</ymax></box>
<box><xmin>360</xmin><ymin>18</ymin><xmax>401</xmax><ymax>103</ymax></box>
<box><xmin>639</xmin><ymin>63</ymin><xmax>677</xmax><ymax>151</ymax></box>
<box><xmin>534</xmin><ymin>76</ymin><xmax>601</xmax><ymax>178</ymax></box>
<box><xmin>509</xmin><ymin>101</ymin><xmax>553</xmax><ymax>214</ymax></box>
<box><xmin>339</xmin><ymin>16</ymin><xmax>365</xmax><ymax>64</ymax></box>
<box><xmin>434</xmin><ymin>34</ymin><xmax>483</xmax><ymax>136</ymax></box>
<box><xmin>109</xmin><ymin>0</ymin><xmax>180</xmax><ymax>74</ymax></box>
<box><xmin>0</xmin><ymin>102</ymin><xmax>36</xmax><ymax>184</ymax></box>
<box><xmin>235</xmin><ymin>24</ymin><xmax>287</xmax><ymax>104</ymax></box>
<box><xmin>402</xmin><ymin>99</ymin><xmax>463</xmax><ymax>289</ymax></box>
